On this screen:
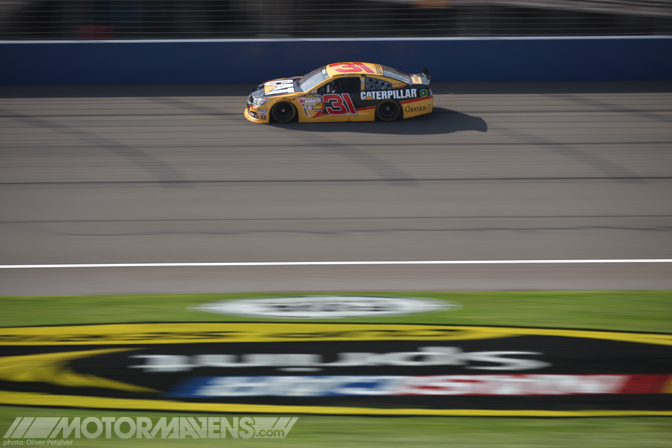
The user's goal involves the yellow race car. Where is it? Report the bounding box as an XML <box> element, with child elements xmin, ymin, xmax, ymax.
<box><xmin>244</xmin><ymin>62</ymin><xmax>432</xmax><ymax>123</ymax></box>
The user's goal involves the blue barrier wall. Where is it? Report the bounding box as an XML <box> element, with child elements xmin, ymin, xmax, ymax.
<box><xmin>2</xmin><ymin>37</ymin><xmax>671</xmax><ymax>85</ymax></box>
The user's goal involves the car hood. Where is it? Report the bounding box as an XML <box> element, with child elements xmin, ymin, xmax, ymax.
<box><xmin>255</xmin><ymin>78</ymin><xmax>298</xmax><ymax>97</ymax></box>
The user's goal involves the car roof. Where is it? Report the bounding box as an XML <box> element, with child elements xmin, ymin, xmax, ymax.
<box><xmin>325</xmin><ymin>62</ymin><xmax>383</xmax><ymax>78</ymax></box>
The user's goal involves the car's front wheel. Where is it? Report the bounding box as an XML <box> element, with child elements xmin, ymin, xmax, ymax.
<box><xmin>376</xmin><ymin>100</ymin><xmax>401</xmax><ymax>122</ymax></box>
<box><xmin>271</xmin><ymin>102</ymin><xmax>297</xmax><ymax>123</ymax></box>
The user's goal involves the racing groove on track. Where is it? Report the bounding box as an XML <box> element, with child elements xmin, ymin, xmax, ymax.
<box><xmin>0</xmin><ymin>82</ymin><xmax>671</xmax><ymax>294</ymax></box>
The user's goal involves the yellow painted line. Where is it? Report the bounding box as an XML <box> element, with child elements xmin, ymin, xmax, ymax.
<box><xmin>0</xmin><ymin>323</ymin><xmax>511</xmax><ymax>345</ymax></box>
<box><xmin>1</xmin><ymin>391</ymin><xmax>671</xmax><ymax>417</ymax></box>
<box><xmin>0</xmin><ymin>322</ymin><xmax>670</xmax><ymax>346</ymax></box>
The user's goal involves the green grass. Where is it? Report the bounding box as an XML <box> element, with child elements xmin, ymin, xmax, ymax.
<box><xmin>1</xmin><ymin>406</ymin><xmax>671</xmax><ymax>447</ymax></box>
<box><xmin>0</xmin><ymin>406</ymin><xmax>671</xmax><ymax>448</ymax></box>
<box><xmin>0</xmin><ymin>291</ymin><xmax>670</xmax><ymax>446</ymax></box>
<box><xmin>0</xmin><ymin>291</ymin><xmax>671</xmax><ymax>332</ymax></box>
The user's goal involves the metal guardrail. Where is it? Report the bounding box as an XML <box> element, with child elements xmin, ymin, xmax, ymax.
<box><xmin>0</xmin><ymin>0</ymin><xmax>670</xmax><ymax>40</ymax></box>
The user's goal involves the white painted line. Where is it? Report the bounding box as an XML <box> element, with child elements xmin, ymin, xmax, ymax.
<box><xmin>0</xmin><ymin>259</ymin><xmax>671</xmax><ymax>269</ymax></box>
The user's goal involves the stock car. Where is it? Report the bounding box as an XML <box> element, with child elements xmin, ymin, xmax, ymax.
<box><xmin>244</xmin><ymin>62</ymin><xmax>432</xmax><ymax>123</ymax></box>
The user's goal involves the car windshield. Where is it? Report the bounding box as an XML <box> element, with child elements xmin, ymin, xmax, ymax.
<box><xmin>299</xmin><ymin>67</ymin><xmax>328</xmax><ymax>92</ymax></box>
<box><xmin>381</xmin><ymin>65</ymin><xmax>411</xmax><ymax>84</ymax></box>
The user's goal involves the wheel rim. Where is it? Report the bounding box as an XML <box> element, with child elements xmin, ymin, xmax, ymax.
<box><xmin>378</xmin><ymin>102</ymin><xmax>399</xmax><ymax>121</ymax></box>
<box><xmin>274</xmin><ymin>103</ymin><xmax>294</xmax><ymax>122</ymax></box>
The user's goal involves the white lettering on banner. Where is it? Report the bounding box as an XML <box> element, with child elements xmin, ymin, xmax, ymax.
<box><xmin>130</xmin><ymin>348</ymin><xmax>549</xmax><ymax>372</ymax></box>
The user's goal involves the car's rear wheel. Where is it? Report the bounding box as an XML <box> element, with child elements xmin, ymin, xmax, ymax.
<box><xmin>376</xmin><ymin>100</ymin><xmax>401</xmax><ymax>122</ymax></box>
<box><xmin>271</xmin><ymin>102</ymin><xmax>297</xmax><ymax>123</ymax></box>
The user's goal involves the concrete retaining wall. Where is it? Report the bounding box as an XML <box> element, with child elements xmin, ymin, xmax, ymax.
<box><xmin>2</xmin><ymin>37</ymin><xmax>671</xmax><ymax>85</ymax></box>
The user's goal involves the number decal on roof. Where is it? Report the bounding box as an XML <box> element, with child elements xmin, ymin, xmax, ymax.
<box><xmin>329</xmin><ymin>63</ymin><xmax>374</xmax><ymax>74</ymax></box>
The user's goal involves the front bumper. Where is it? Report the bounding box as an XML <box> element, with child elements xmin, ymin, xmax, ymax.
<box><xmin>244</xmin><ymin>106</ymin><xmax>269</xmax><ymax>123</ymax></box>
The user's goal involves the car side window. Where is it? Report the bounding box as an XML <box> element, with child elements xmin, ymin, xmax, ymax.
<box><xmin>317</xmin><ymin>77</ymin><xmax>362</xmax><ymax>95</ymax></box>
<box><xmin>316</xmin><ymin>82</ymin><xmax>333</xmax><ymax>95</ymax></box>
<box><xmin>365</xmin><ymin>77</ymin><xmax>393</xmax><ymax>91</ymax></box>
<box><xmin>332</xmin><ymin>77</ymin><xmax>361</xmax><ymax>94</ymax></box>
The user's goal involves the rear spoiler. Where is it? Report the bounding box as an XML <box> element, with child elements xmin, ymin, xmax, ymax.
<box><xmin>423</xmin><ymin>67</ymin><xmax>431</xmax><ymax>82</ymax></box>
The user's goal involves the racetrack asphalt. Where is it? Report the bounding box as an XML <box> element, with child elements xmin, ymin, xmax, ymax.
<box><xmin>1</xmin><ymin>81</ymin><xmax>671</xmax><ymax>295</ymax></box>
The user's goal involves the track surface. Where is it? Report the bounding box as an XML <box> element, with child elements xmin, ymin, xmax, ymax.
<box><xmin>1</xmin><ymin>81</ymin><xmax>671</xmax><ymax>295</ymax></box>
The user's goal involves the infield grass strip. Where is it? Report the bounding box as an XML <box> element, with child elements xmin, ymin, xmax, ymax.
<box><xmin>0</xmin><ymin>291</ymin><xmax>670</xmax><ymax>333</ymax></box>
<box><xmin>0</xmin><ymin>291</ymin><xmax>670</xmax><ymax>445</ymax></box>
<box><xmin>0</xmin><ymin>406</ymin><xmax>670</xmax><ymax>448</ymax></box>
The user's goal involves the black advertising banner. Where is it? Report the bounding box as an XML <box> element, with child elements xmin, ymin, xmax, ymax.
<box><xmin>0</xmin><ymin>323</ymin><xmax>670</xmax><ymax>416</ymax></box>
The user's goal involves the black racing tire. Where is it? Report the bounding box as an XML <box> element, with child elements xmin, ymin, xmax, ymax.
<box><xmin>271</xmin><ymin>102</ymin><xmax>297</xmax><ymax>123</ymax></box>
<box><xmin>376</xmin><ymin>100</ymin><xmax>401</xmax><ymax>122</ymax></box>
